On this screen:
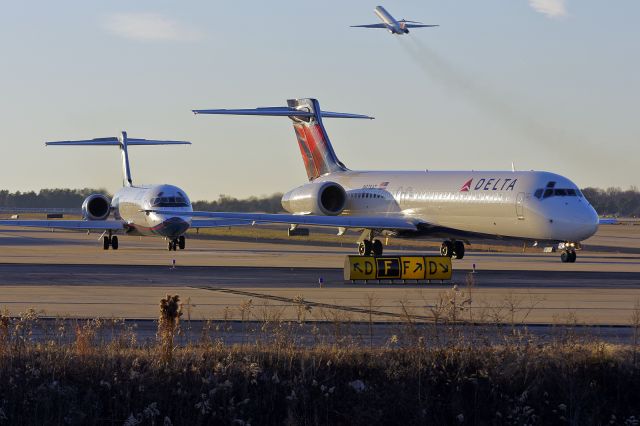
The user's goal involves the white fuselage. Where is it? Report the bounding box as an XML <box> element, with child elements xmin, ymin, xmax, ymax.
<box><xmin>111</xmin><ymin>184</ymin><xmax>193</xmax><ymax>238</ymax></box>
<box><xmin>374</xmin><ymin>6</ymin><xmax>407</xmax><ymax>34</ymax></box>
<box><xmin>294</xmin><ymin>170</ymin><xmax>599</xmax><ymax>243</ymax></box>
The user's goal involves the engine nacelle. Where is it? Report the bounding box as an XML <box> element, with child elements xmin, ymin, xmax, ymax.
<box><xmin>82</xmin><ymin>194</ymin><xmax>111</xmax><ymax>220</ymax></box>
<box><xmin>281</xmin><ymin>181</ymin><xmax>346</xmax><ymax>216</ymax></box>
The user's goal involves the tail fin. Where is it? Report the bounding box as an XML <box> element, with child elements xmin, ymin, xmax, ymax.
<box><xmin>288</xmin><ymin>99</ymin><xmax>348</xmax><ymax>180</ymax></box>
<box><xmin>193</xmin><ymin>98</ymin><xmax>373</xmax><ymax>181</ymax></box>
<box><xmin>46</xmin><ymin>131</ymin><xmax>191</xmax><ymax>186</ymax></box>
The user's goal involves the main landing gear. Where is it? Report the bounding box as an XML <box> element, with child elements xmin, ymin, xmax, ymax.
<box><xmin>358</xmin><ymin>239</ymin><xmax>384</xmax><ymax>256</ymax></box>
<box><xmin>357</xmin><ymin>229</ymin><xmax>384</xmax><ymax>256</ymax></box>
<box><xmin>168</xmin><ymin>236</ymin><xmax>186</xmax><ymax>251</ymax></box>
<box><xmin>102</xmin><ymin>235</ymin><xmax>119</xmax><ymax>250</ymax></box>
<box><xmin>440</xmin><ymin>240</ymin><xmax>465</xmax><ymax>259</ymax></box>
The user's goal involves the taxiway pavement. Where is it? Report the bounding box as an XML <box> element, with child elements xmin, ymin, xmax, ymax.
<box><xmin>0</xmin><ymin>225</ymin><xmax>638</xmax><ymax>326</ymax></box>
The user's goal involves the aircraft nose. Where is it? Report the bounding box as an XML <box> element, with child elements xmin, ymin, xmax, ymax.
<box><xmin>558</xmin><ymin>203</ymin><xmax>599</xmax><ymax>241</ymax></box>
<box><xmin>583</xmin><ymin>205</ymin><xmax>600</xmax><ymax>238</ymax></box>
<box><xmin>155</xmin><ymin>215</ymin><xmax>191</xmax><ymax>238</ymax></box>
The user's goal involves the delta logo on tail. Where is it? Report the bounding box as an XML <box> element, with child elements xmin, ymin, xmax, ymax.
<box><xmin>461</xmin><ymin>177</ymin><xmax>518</xmax><ymax>192</ymax></box>
<box><xmin>460</xmin><ymin>179</ymin><xmax>473</xmax><ymax>192</ymax></box>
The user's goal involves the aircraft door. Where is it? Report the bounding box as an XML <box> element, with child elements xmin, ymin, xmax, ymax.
<box><xmin>516</xmin><ymin>192</ymin><xmax>525</xmax><ymax>220</ymax></box>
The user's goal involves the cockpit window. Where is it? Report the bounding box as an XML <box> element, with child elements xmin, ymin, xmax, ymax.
<box><xmin>536</xmin><ymin>187</ymin><xmax>578</xmax><ymax>200</ymax></box>
<box><xmin>546</xmin><ymin>181</ymin><xmax>556</xmax><ymax>188</ymax></box>
<box><xmin>152</xmin><ymin>195</ymin><xmax>189</xmax><ymax>207</ymax></box>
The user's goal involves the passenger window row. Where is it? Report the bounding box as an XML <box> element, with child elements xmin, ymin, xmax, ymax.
<box><xmin>349</xmin><ymin>192</ymin><xmax>384</xmax><ymax>199</ymax></box>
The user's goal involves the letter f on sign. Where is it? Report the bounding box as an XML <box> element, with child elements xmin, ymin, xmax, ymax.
<box><xmin>384</xmin><ymin>260</ymin><xmax>394</xmax><ymax>275</ymax></box>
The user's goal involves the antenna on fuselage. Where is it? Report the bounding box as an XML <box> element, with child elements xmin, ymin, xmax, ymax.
<box><xmin>511</xmin><ymin>162</ymin><xmax>516</xmax><ymax>172</ymax></box>
<box><xmin>45</xmin><ymin>132</ymin><xmax>192</xmax><ymax>187</ymax></box>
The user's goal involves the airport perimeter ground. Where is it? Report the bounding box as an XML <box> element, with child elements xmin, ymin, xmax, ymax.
<box><xmin>0</xmin><ymin>222</ymin><xmax>639</xmax><ymax>330</ymax></box>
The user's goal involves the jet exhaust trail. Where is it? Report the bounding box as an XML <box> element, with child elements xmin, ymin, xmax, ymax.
<box><xmin>396</xmin><ymin>36</ymin><xmax>628</xmax><ymax>172</ymax></box>
<box><xmin>399</xmin><ymin>36</ymin><xmax>569</xmax><ymax>150</ymax></box>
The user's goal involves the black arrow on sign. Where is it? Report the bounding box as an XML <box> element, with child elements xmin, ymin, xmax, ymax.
<box><xmin>413</xmin><ymin>263</ymin><xmax>423</xmax><ymax>273</ymax></box>
<box><xmin>439</xmin><ymin>263</ymin><xmax>449</xmax><ymax>273</ymax></box>
<box><xmin>354</xmin><ymin>263</ymin><xmax>363</xmax><ymax>273</ymax></box>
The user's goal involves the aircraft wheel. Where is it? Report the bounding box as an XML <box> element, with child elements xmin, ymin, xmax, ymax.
<box><xmin>453</xmin><ymin>241</ymin><xmax>465</xmax><ymax>259</ymax></box>
<box><xmin>560</xmin><ymin>251</ymin><xmax>570</xmax><ymax>263</ymax></box>
<box><xmin>111</xmin><ymin>236</ymin><xmax>119</xmax><ymax>250</ymax></box>
<box><xmin>440</xmin><ymin>241</ymin><xmax>454</xmax><ymax>257</ymax></box>
<box><xmin>178</xmin><ymin>236</ymin><xmax>185</xmax><ymax>250</ymax></box>
<box><xmin>103</xmin><ymin>236</ymin><xmax>110</xmax><ymax>250</ymax></box>
<box><xmin>358</xmin><ymin>242</ymin><xmax>366</xmax><ymax>256</ymax></box>
<box><xmin>168</xmin><ymin>241</ymin><xmax>174</xmax><ymax>251</ymax></box>
<box><xmin>569</xmin><ymin>250</ymin><xmax>577</xmax><ymax>263</ymax></box>
<box><xmin>372</xmin><ymin>239</ymin><xmax>383</xmax><ymax>256</ymax></box>
<box><xmin>358</xmin><ymin>240</ymin><xmax>373</xmax><ymax>256</ymax></box>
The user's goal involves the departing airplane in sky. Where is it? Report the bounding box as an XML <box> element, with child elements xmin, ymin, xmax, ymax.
<box><xmin>351</xmin><ymin>5</ymin><xmax>438</xmax><ymax>35</ymax></box>
<box><xmin>155</xmin><ymin>98</ymin><xmax>600</xmax><ymax>263</ymax></box>
<box><xmin>0</xmin><ymin>131</ymin><xmax>241</xmax><ymax>251</ymax></box>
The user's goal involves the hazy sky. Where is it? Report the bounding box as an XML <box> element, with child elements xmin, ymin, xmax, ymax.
<box><xmin>0</xmin><ymin>1</ymin><xmax>638</xmax><ymax>200</ymax></box>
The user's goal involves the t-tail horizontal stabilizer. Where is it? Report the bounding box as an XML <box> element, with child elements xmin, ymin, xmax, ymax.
<box><xmin>46</xmin><ymin>131</ymin><xmax>191</xmax><ymax>187</ymax></box>
<box><xmin>192</xmin><ymin>98</ymin><xmax>371</xmax><ymax>181</ymax></box>
<box><xmin>193</xmin><ymin>102</ymin><xmax>374</xmax><ymax>121</ymax></box>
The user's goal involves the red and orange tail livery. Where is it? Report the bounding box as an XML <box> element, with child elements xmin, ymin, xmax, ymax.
<box><xmin>288</xmin><ymin>99</ymin><xmax>346</xmax><ymax>181</ymax></box>
<box><xmin>192</xmin><ymin>98</ymin><xmax>373</xmax><ymax>181</ymax></box>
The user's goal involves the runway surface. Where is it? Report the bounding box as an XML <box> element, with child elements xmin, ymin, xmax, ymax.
<box><xmin>0</xmin><ymin>225</ymin><xmax>638</xmax><ymax>327</ymax></box>
<box><xmin>1</xmin><ymin>225</ymin><xmax>639</xmax><ymax>271</ymax></box>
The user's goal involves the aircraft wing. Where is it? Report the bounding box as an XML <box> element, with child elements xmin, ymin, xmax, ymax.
<box><xmin>404</xmin><ymin>24</ymin><xmax>439</xmax><ymax>28</ymax></box>
<box><xmin>350</xmin><ymin>23</ymin><xmax>388</xmax><ymax>29</ymax></box>
<box><xmin>0</xmin><ymin>207</ymin><xmax>82</xmax><ymax>215</ymax></box>
<box><xmin>190</xmin><ymin>219</ymin><xmax>258</xmax><ymax>229</ymax></box>
<box><xmin>0</xmin><ymin>220</ymin><xmax>125</xmax><ymax>231</ymax></box>
<box><xmin>152</xmin><ymin>210</ymin><xmax>418</xmax><ymax>231</ymax></box>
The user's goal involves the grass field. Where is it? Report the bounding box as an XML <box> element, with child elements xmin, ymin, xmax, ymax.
<box><xmin>2</xmin><ymin>297</ymin><xmax>640</xmax><ymax>425</ymax></box>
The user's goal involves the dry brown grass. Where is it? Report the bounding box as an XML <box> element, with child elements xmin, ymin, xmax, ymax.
<box><xmin>0</xmin><ymin>298</ymin><xmax>638</xmax><ymax>425</ymax></box>
<box><xmin>158</xmin><ymin>294</ymin><xmax>183</xmax><ymax>365</ymax></box>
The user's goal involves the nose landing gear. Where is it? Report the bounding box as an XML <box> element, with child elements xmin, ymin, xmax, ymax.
<box><xmin>168</xmin><ymin>236</ymin><xmax>186</xmax><ymax>251</ymax></box>
<box><xmin>560</xmin><ymin>250</ymin><xmax>577</xmax><ymax>263</ymax></box>
<box><xmin>558</xmin><ymin>242</ymin><xmax>579</xmax><ymax>263</ymax></box>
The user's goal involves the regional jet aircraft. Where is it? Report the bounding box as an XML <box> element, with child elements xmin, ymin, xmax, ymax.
<box><xmin>351</xmin><ymin>6</ymin><xmax>438</xmax><ymax>35</ymax></box>
<box><xmin>154</xmin><ymin>98</ymin><xmax>600</xmax><ymax>263</ymax></box>
<box><xmin>0</xmin><ymin>132</ymin><xmax>243</xmax><ymax>251</ymax></box>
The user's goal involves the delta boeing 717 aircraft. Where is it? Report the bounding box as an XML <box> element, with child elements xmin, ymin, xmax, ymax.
<box><xmin>155</xmin><ymin>98</ymin><xmax>600</xmax><ymax>263</ymax></box>
<box><xmin>351</xmin><ymin>5</ymin><xmax>438</xmax><ymax>35</ymax></box>
<box><xmin>0</xmin><ymin>132</ymin><xmax>244</xmax><ymax>251</ymax></box>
